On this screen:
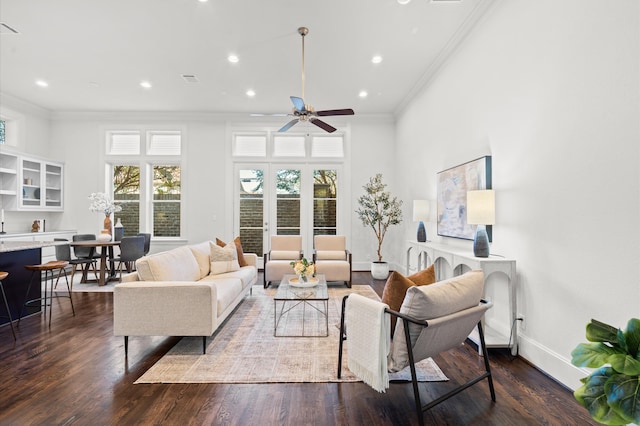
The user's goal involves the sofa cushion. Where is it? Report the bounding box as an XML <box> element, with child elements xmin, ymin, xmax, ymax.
<box><xmin>203</xmin><ymin>265</ymin><xmax>257</xmax><ymax>289</ymax></box>
<box><xmin>270</xmin><ymin>250</ymin><xmax>300</xmax><ymax>260</ymax></box>
<box><xmin>316</xmin><ymin>250</ymin><xmax>346</xmax><ymax>260</ymax></box>
<box><xmin>189</xmin><ymin>241</ymin><xmax>212</xmax><ymax>279</ymax></box>
<box><xmin>209</xmin><ymin>242</ymin><xmax>240</xmax><ymax>275</ymax></box>
<box><xmin>211</xmin><ymin>279</ymin><xmax>243</xmax><ymax>318</ymax></box>
<box><xmin>136</xmin><ymin>246</ymin><xmax>201</xmax><ymax>282</ymax></box>
<box><xmin>216</xmin><ymin>237</ymin><xmax>248</xmax><ymax>267</ymax></box>
<box><xmin>408</xmin><ymin>264</ymin><xmax>436</xmax><ymax>286</ymax></box>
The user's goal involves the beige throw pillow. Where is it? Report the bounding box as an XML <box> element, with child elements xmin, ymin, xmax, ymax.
<box><xmin>209</xmin><ymin>241</ymin><xmax>240</xmax><ymax>275</ymax></box>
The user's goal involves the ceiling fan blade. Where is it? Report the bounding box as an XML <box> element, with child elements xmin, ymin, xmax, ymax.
<box><xmin>310</xmin><ymin>118</ymin><xmax>337</xmax><ymax>133</ymax></box>
<box><xmin>278</xmin><ymin>119</ymin><xmax>299</xmax><ymax>132</ymax></box>
<box><xmin>250</xmin><ymin>113</ymin><xmax>290</xmax><ymax>117</ymax></box>
<box><xmin>290</xmin><ymin>96</ymin><xmax>306</xmax><ymax>112</ymax></box>
<box><xmin>315</xmin><ymin>108</ymin><xmax>355</xmax><ymax>117</ymax></box>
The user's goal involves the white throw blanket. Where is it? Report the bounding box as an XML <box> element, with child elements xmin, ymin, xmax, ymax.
<box><xmin>346</xmin><ymin>293</ymin><xmax>390</xmax><ymax>393</ymax></box>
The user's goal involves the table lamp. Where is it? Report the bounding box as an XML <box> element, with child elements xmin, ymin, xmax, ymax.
<box><xmin>413</xmin><ymin>200</ymin><xmax>429</xmax><ymax>242</ymax></box>
<box><xmin>466</xmin><ymin>190</ymin><xmax>495</xmax><ymax>257</ymax></box>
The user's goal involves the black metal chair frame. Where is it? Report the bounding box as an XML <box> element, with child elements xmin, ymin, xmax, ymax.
<box><xmin>337</xmin><ymin>295</ymin><xmax>496</xmax><ymax>426</ymax></box>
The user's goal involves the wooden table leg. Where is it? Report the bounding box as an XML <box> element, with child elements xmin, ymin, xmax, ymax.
<box><xmin>98</xmin><ymin>250</ymin><xmax>108</xmax><ymax>286</ymax></box>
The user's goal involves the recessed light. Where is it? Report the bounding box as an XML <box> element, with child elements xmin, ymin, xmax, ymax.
<box><xmin>371</xmin><ymin>55</ymin><xmax>383</xmax><ymax>64</ymax></box>
<box><xmin>35</xmin><ymin>80</ymin><xmax>48</xmax><ymax>88</ymax></box>
<box><xmin>246</xmin><ymin>90</ymin><xmax>256</xmax><ymax>97</ymax></box>
<box><xmin>397</xmin><ymin>0</ymin><xmax>411</xmax><ymax>4</ymax></box>
<box><xmin>359</xmin><ymin>91</ymin><xmax>368</xmax><ymax>98</ymax></box>
<box><xmin>198</xmin><ymin>0</ymin><xmax>208</xmax><ymax>3</ymax></box>
<box><xmin>228</xmin><ymin>55</ymin><xmax>239</xmax><ymax>64</ymax></box>
<box><xmin>140</xmin><ymin>81</ymin><xmax>152</xmax><ymax>89</ymax></box>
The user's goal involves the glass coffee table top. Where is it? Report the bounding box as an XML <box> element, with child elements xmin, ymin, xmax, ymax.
<box><xmin>274</xmin><ymin>274</ymin><xmax>328</xmax><ymax>301</ymax></box>
<box><xmin>274</xmin><ymin>274</ymin><xmax>329</xmax><ymax>337</ymax></box>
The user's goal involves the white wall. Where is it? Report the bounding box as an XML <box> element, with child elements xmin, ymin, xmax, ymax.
<box><xmin>45</xmin><ymin>113</ymin><xmax>397</xmax><ymax>258</ymax></box>
<box><xmin>395</xmin><ymin>0</ymin><xmax>640</xmax><ymax>388</ymax></box>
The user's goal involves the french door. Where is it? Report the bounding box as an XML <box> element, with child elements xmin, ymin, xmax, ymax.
<box><xmin>235</xmin><ymin>163</ymin><xmax>342</xmax><ymax>267</ymax></box>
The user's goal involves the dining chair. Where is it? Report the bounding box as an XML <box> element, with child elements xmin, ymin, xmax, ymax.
<box><xmin>137</xmin><ymin>233</ymin><xmax>151</xmax><ymax>256</ymax></box>
<box><xmin>70</xmin><ymin>234</ymin><xmax>101</xmax><ymax>283</ymax></box>
<box><xmin>54</xmin><ymin>238</ymin><xmax>97</xmax><ymax>290</ymax></box>
<box><xmin>113</xmin><ymin>235</ymin><xmax>145</xmax><ymax>280</ymax></box>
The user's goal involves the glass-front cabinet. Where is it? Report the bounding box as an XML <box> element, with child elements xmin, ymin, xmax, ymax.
<box><xmin>0</xmin><ymin>151</ymin><xmax>64</xmax><ymax>211</ymax></box>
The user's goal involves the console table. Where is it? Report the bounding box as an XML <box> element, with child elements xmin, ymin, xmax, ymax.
<box><xmin>406</xmin><ymin>241</ymin><xmax>518</xmax><ymax>355</ymax></box>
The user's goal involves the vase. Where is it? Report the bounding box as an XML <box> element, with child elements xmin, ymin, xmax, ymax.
<box><xmin>370</xmin><ymin>261</ymin><xmax>390</xmax><ymax>280</ymax></box>
<box><xmin>104</xmin><ymin>214</ymin><xmax>112</xmax><ymax>235</ymax></box>
<box><xmin>97</xmin><ymin>229</ymin><xmax>112</xmax><ymax>242</ymax></box>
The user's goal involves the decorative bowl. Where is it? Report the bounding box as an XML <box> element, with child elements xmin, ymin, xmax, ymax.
<box><xmin>289</xmin><ymin>277</ymin><xmax>319</xmax><ymax>288</ymax></box>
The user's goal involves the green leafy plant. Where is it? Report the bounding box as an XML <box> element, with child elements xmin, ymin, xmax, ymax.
<box><xmin>355</xmin><ymin>173</ymin><xmax>403</xmax><ymax>262</ymax></box>
<box><xmin>571</xmin><ymin>318</ymin><xmax>640</xmax><ymax>425</ymax></box>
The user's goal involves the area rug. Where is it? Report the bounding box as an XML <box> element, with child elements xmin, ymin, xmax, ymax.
<box><xmin>134</xmin><ymin>284</ymin><xmax>448</xmax><ymax>384</ymax></box>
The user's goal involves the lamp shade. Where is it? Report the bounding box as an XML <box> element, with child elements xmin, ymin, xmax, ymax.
<box><xmin>412</xmin><ymin>200</ymin><xmax>429</xmax><ymax>222</ymax></box>
<box><xmin>466</xmin><ymin>190</ymin><xmax>495</xmax><ymax>225</ymax></box>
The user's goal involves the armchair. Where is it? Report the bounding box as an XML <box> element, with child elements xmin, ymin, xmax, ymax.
<box><xmin>338</xmin><ymin>270</ymin><xmax>495</xmax><ymax>426</ymax></box>
<box><xmin>312</xmin><ymin>235</ymin><xmax>352</xmax><ymax>287</ymax></box>
<box><xmin>263</xmin><ymin>235</ymin><xmax>303</xmax><ymax>288</ymax></box>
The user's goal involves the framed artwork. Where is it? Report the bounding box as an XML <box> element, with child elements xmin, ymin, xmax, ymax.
<box><xmin>437</xmin><ymin>155</ymin><xmax>492</xmax><ymax>241</ymax></box>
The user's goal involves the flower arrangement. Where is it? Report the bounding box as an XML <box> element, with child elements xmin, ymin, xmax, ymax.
<box><xmin>88</xmin><ymin>192</ymin><xmax>122</xmax><ymax>215</ymax></box>
<box><xmin>290</xmin><ymin>258</ymin><xmax>315</xmax><ymax>282</ymax></box>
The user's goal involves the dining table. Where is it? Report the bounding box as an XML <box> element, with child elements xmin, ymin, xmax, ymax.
<box><xmin>69</xmin><ymin>240</ymin><xmax>121</xmax><ymax>286</ymax></box>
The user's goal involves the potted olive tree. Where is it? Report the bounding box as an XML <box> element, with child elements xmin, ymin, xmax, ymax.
<box><xmin>355</xmin><ymin>173</ymin><xmax>403</xmax><ymax>279</ymax></box>
<box><xmin>571</xmin><ymin>317</ymin><xmax>640</xmax><ymax>425</ymax></box>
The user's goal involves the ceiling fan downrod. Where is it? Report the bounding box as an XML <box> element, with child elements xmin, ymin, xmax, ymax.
<box><xmin>298</xmin><ymin>27</ymin><xmax>308</xmax><ymax>101</ymax></box>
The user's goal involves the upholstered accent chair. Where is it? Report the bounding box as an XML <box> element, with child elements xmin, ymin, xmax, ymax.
<box><xmin>312</xmin><ymin>235</ymin><xmax>352</xmax><ymax>288</ymax></box>
<box><xmin>338</xmin><ymin>270</ymin><xmax>495</xmax><ymax>426</ymax></box>
<box><xmin>263</xmin><ymin>235</ymin><xmax>303</xmax><ymax>288</ymax></box>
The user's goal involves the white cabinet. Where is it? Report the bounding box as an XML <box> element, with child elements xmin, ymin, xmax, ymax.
<box><xmin>0</xmin><ymin>152</ymin><xmax>19</xmax><ymax>210</ymax></box>
<box><xmin>0</xmin><ymin>152</ymin><xmax>64</xmax><ymax>211</ymax></box>
<box><xmin>406</xmin><ymin>240</ymin><xmax>518</xmax><ymax>355</ymax></box>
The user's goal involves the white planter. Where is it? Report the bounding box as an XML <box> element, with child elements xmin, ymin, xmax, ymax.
<box><xmin>370</xmin><ymin>261</ymin><xmax>390</xmax><ymax>280</ymax></box>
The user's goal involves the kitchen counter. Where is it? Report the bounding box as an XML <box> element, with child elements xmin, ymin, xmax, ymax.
<box><xmin>0</xmin><ymin>240</ymin><xmax>65</xmax><ymax>253</ymax></box>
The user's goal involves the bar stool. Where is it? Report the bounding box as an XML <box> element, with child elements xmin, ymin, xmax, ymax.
<box><xmin>19</xmin><ymin>260</ymin><xmax>75</xmax><ymax>327</ymax></box>
<box><xmin>0</xmin><ymin>271</ymin><xmax>16</xmax><ymax>340</ymax></box>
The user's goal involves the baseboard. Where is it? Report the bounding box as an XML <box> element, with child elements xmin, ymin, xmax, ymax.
<box><xmin>517</xmin><ymin>333</ymin><xmax>588</xmax><ymax>391</ymax></box>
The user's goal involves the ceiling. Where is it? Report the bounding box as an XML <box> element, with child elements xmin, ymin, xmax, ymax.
<box><xmin>0</xmin><ymin>0</ymin><xmax>492</xmax><ymax>116</ymax></box>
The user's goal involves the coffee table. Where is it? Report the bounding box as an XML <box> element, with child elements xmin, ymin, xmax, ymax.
<box><xmin>274</xmin><ymin>274</ymin><xmax>328</xmax><ymax>337</ymax></box>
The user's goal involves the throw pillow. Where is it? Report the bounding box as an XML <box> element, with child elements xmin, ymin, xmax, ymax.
<box><xmin>408</xmin><ymin>264</ymin><xmax>436</xmax><ymax>286</ymax></box>
<box><xmin>216</xmin><ymin>236</ymin><xmax>248</xmax><ymax>267</ymax></box>
<box><xmin>381</xmin><ymin>264</ymin><xmax>436</xmax><ymax>336</ymax></box>
<box><xmin>209</xmin><ymin>241</ymin><xmax>240</xmax><ymax>275</ymax></box>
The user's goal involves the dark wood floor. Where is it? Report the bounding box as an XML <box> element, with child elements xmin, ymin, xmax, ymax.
<box><xmin>0</xmin><ymin>271</ymin><xmax>596</xmax><ymax>425</ymax></box>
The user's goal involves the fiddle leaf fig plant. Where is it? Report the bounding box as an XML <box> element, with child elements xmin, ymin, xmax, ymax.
<box><xmin>571</xmin><ymin>318</ymin><xmax>640</xmax><ymax>425</ymax></box>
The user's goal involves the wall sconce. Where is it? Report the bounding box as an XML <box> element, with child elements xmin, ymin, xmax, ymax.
<box><xmin>413</xmin><ymin>200</ymin><xmax>429</xmax><ymax>242</ymax></box>
<box><xmin>466</xmin><ymin>190</ymin><xmax>495</xmax><ymax>257</ymax></box>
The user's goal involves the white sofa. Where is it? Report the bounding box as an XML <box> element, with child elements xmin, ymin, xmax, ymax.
<box><xmin>113</xmin><ymin>240</ymin><xmax>257</xmax><ymax>355</ymax></box>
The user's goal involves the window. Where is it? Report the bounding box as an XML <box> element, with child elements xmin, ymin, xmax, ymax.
<box><xmin>106</xmin><ymin>129</ymin><xmax>183</xmax><ymax>238</ymax></box>
<box><xmin>113</xmin><ymin>165</ymin><xmax>140</xmax><ymax>235</ymax></box>
<box><xmin>313</xmin><ymin>169</ymin><xmax>338</xmax><ymax>235</ymax></box>
<box><xmin>152</xmin><ymin>165</ymin><xmax>181</xmax><ymax>237</ymax></box>
<box><xmin>0</xmin><ymin>120</ymin><xmax>5</xmax><ymax>145</ymax></box>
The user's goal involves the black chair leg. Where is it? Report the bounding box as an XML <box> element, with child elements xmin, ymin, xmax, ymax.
<box><xmin>337</xmin><ymin>295</ymin><xmax>348</xmax><ymax>378</ymax></box>
<box><xmin>124</xmin><ymin>336</ymin><xmax>128</xmax><ymax>356</ymax></box>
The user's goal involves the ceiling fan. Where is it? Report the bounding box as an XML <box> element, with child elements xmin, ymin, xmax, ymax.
<box><xmin>277</xmin><ymin>27</ymin><xmax>355</xmax><ymax>133</ymax></box>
